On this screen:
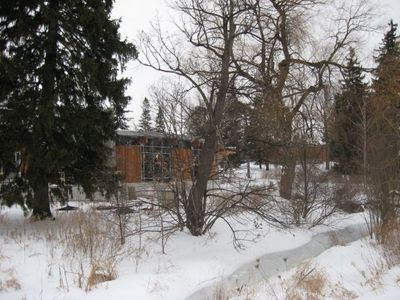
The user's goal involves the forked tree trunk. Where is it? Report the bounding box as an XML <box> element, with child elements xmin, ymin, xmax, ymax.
<box><xmin>186</xmin><ymin>131</ymin><xmax>218</xmax><ymax>236</ymax></box>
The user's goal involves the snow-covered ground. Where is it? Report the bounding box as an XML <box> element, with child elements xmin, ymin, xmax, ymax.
<box><xmin>231</xmin><ymin>238</ymin><xmax>400</xmax><ymax>300</ymax></box>
<box><xmin>0</xmin><ymin>164</ymin><xmax>397</xmax><ymax>300</ymax></box>
<box><xmin>0</xmin><ymin>204</ymin><xmax>366</xmax><ymax>300</ymax></box>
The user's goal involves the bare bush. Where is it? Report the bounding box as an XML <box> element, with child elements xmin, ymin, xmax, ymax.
<box><xmin>85</xmin><ymin>262</ymin><xmax>117</xmax><ymax>291</ymax></box>
<box><xmin>333</xmin><ymin>177</ymin><xmax>363</xmax><ymax>214</ymax></box>
<box><xmin>280</xmin><ymin>158</ymin><xmax>338</xmax><ymax>227</ymax></box>
<box><xmin>376</xmin><ymin>218</ymin><xmax>400</xmax><ymax>268</ymax></box>
<box><xmin>55</xmin><ymin>209</ymin><xmax>126</xmax><ymax>289</ymax></box>
<box><xmin>284</xmin><ymin>263</ymin><xmax>327</xmax><ymax>300</ymax></box>
<box><xmin>0</xmin><ymin>268</ymin><xmax>21</xmax><ymax>291</ymax></box>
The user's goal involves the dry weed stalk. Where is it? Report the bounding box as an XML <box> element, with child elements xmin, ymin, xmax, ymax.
<box><xmin>376</xmin><ymin>218</ymin><xmax>400</xmax><ymax>268</ymax></box>
<box><xmin>353</xmin><ymin>242</ymin><xmax>387</xmax><ymax>291</ymax></box>
<box><xmin>52</xmin><ymin>209</ymin><xmax>126</xmax><ymax>290</ymax></box>
<box><xmin>0</xmin><ymin>268</ymin><xmax>21</xmax><ymax>291</ymax></box>
<box><xmin>283</xmin><ymin>263</ymin><xmax>327</xmax><ymax>300</ymax></box>
<box><xmin>85</xmin><ymin>262</ymin><xmax>116</xmax><ymax>291</ymax></box>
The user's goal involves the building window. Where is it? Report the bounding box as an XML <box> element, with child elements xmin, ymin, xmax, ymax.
<box><xmin>141</xmin><ymin>145</ymin><xmax>171</xmax><ymax>181</ymax></box>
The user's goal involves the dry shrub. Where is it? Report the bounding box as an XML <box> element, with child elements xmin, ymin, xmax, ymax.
<box><xmin>376</xmin><ymin>218</ymin><xmax>400</xmax><ymax>267</ymax></box>
<box><xmin>354</xmin><ymin>259</ymin><xmax>385</xmax><ymax>291</ymax></box>
<box><xmin>353</xmin><ymin>243</ymin><xmax>387</xmax><ymax>291</ymax></box>
<box><xmin>85</xmin><ymin>262</ymin><xmax>116</xmax><ymax>291</ymax></box>
<box><xmin>283</xmin><ymin>164</ymin><xmax>340</xmax><ymax>227</ymax></box>
<box><xmin>54</xmin><ymin>208</ymin><xmax>124</xmax><ymax>290</ymax></box>
<box><xmin>333</xmin><ymin>177</ymin><xmax>363</xmax><ymax>214</ymax></box>
<box><xmin>284</xmin><ymin>263</ymin><xmax>327</xmax><ymax>300</ymax></box>
<box><xmin>330</xmin><ymin>282</ymin><xmax>358</xmax><ymax>299</ymax></box>
<box><xmin>266</xmin><ymin>262</ymin><xmax>357</xmax><ymax>300</ymax></box>
<box><xmin>0</xmin><ymin>269</ymin><xmax>21</xmax><ymax>291</ymax></box>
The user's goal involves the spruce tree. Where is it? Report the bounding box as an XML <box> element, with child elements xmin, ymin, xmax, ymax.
<box><xmin>0</xmin><ymin>0</ymin><xmax>137</xmax><ymax>218</ymax></box>
<box><xmin>368</xmin><ymin>20</ymin><xmax>400</xmax><ymax>224</ymax></box>
<box><xmin>331</xmin><ymin>48</ymin><xmax>368</xmax><ymax>174</ymax></box>
<box><xmin>155</xmin><ymin>105</ymin><xmax>166</xmax><ymax>133</ymax></box>
<box><xmin>138</xmin><ymin>97</ymin><xmax>152</xmax><ymax>131</ymax></box>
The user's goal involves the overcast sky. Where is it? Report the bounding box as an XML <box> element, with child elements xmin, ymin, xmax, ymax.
<box><xmin>112</xmin><ymin>0</ymin><xmax>400</xmax><ymax>127</ymax></box>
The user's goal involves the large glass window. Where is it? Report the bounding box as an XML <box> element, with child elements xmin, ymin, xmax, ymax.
<box><xmin>141</xmin><ymin>145</ymin><xmax>171</xmax><ymax>181</ymax></box>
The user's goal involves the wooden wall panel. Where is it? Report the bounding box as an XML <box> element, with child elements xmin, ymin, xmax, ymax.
<box><xmin>116</xmin><ymin>144</ymin><xmax>218</xmax><ymax>183</ymax></box>
<box><xmin>115</xmin><ymin>145</ymin><xmax>141</xmax><ymax>183</ymax></box>
<box><xmin>172</xmin><ymin>148</ymin><xmax>193</xmax><ymax>181</ymax></box>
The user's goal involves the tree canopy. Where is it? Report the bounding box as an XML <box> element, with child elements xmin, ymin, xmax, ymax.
<box><xmin>138</xmin><ymin>97</ymin><xmax>152</xmax><ymax>131</ymax></box>
<box><xmin>0</xmin><ymin>0</ymin><xmax>137</xmax><ymax>218</ymax></box>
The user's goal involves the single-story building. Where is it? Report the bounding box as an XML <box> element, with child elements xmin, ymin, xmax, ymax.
<box><xmin>114</xmin><ymin>130</ymin><xmax>214</xmax><ymax>183</ymax></box>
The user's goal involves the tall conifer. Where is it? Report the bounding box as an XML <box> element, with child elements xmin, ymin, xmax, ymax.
<box><xmin>331</xmin><ymin>48</ymin><xmax>368</xmax><ymax>174</ymax></box>
<box><xmin>138</xmin><ymin>97</ymin><xmax>152</xmax><ymax>131</ymax></box>
<box><xmin>368</xmin><ymin>20</ymin><xmax>400</xmax><ymax>224</ymax></box>
<box><xmin>0</xmin><ymin>0</ymin><xmax>137</xmax><ymax>218</ymax></box>
<box><xmin>155</xmin><ymin>105</ymin><xmax>166</xmax><ymax>133</ymax></box>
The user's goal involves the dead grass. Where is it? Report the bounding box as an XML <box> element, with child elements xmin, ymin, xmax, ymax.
<box><xmin>376</xmin><ymin>218</ymin><xmax>400</xmax><ymax>268</ymax></box>
<box><xmin>2</xmin><ymin>208</ymin><xmax>127</xmax><ymax>292</ymax></box>
<box><xmin>85</xmin><ymin>262</ymin><xmax>116</xmax><ymax>291</ymax></box>
<box><xmin>0</xmin><ymin>206</ymin><xmax>139</xmax><ymax>292</ymax></box>
<box><xmin>273</xmin><ymin>262</ymin><xmax>357</xmax><ymax>300</ymax></box>
<box><xmin>284</xmin><ymin>262</ymin><xmax>327</xmax><ymax>300</ymax></box>
<box><xmin>352</xmin><ymin>242</ymin><xmax>387</xmax><ymax>291</ymax></box>
<box><xmin>53</xmin><ymin>209</ymin><xmax>124</xmax><ymax>290</ymax></box>
<box><xmin>330</xmin><ymin>282</ymin><xmax>358</xmax><ymax>299</ymax></box>
<box><xmin>0</xmin><ymin>268</ymin><xmax>21</xmax><ymax>291</ymax></box>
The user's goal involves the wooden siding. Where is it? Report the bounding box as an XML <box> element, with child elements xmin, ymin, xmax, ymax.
<box><xmin>115</xmin><ymin>145</ymin><xmax>141</xmax><ymax>183</ymax></box>
<box><xmin>116</xmin><ymin>144</ymin><xmax>218</xmax><ymax>183</ymax></box>
<box><xmin>171</xmin><ymin>148</ymin><xmax>193</xmax><ymax>180</ymax></box>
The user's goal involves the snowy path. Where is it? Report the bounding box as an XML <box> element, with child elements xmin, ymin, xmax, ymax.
<box><xmin>187</xmin><ymin>223</ymin><xmax>369</xmax><ymax>300</ymax></box>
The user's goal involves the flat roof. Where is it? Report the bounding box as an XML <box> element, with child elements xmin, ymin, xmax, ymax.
<box><xmin>116</xmin><ymin>130</ymin><xmax>192</xmax><ymax>141</ymax></box>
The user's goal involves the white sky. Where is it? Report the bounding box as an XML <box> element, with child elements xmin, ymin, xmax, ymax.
<box><xmin>112</xmin><ymin>0</ymin><xmax>400</xmax><ymax>127</ymax></box>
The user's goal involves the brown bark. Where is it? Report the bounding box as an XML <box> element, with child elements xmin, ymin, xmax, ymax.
<box><xmin>184</xmin><ymin>1</ymin><xmax>236</xmax><ymax>235</ymax></box>
<box><xmin>30</xmin><ymin>0</ymin><xmax>58</xmax><ymax>218</ymax></box>
<box><xmin>32</xmin><ymin>177</ymin><xmax>52</xmax><ymax>219</ymax></box>
<box><xmin>279</xmin><ymin>150</ymin><xmax>296</xmax><ymax>199</ymax></box>
<box><xmin>186</xmin><ymin>130</ymin><xmax>218</xmax><ymax>235</ymax></box>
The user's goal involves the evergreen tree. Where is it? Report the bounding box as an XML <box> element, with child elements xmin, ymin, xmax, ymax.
<box><xmin>377</xmin><ymin>20</ymin><xmax>398</xmax><ymax>60</ymax></box>
<box><xmin>245</xmin><ymin>94</ymin><xmax>278</xmax><ymax>170</ymax></box>
<box><xmin>138</xmin><ymin>97</ymin><xmax>152</xmax><ymax>131</ymax></box>
<box><xmin>374</xmin><ymin>20</ymin><xmax>400</xmax><ymax>94</ymax></box>
<box><xmin>368</xmin><ymin>20</ymin><xmax>400</xmax><ymax>224</ymax></box>
<box><xmin>155</xmin><ymin>105</ymin><xmax>166</xmax><ymax>133</ymax></box>
<box><xmin>0</xmin><ymin>0</ymin><xmax>137</xmax><ymax>218</ymax></box>
<box><xmin>331</xmin><ymin>48</ymin><xmax>368</xmax><ymax>174</ymax></box>
<box><xmin>187</xmin><ymin>105</ymin><xmax>208</xmax><ymax>138</ymax></box>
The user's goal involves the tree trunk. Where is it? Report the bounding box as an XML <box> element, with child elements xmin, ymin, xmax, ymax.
<box><xmin>325</xmin><ymin>143</ymin><xmax>330</xmax><ymax>170</ymax></box>
<box><xmin>279</xmin><ymin>117</ymin><xmax>296</xmax><ymax>199</ymax></box>
<box><xmin>32</xmin><ymin>177</ymin><xmax>52</xmax><ymax>219</ymax></box>
<box><xmin>279</xmin><ymin>149</ymin><xmax>296</xmax><ymax>199</ymax></box>
<box><xmin>246</xmin><ymin>160</ymin><xmax>251</xmax><ymax>178</ymax></box>
<box><xmin>186</xmin><ymin>131</ymin><xmax>218</xmax><ymax>236</ymax></box>
<box><xmin>30</xmin><ymin>0</ymin><xmax>58</xmax><ymax>220</ymax></box>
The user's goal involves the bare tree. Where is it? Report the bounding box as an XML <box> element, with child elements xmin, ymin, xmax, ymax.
<box><xmin>139</xmin><ymin>0</ymin><xmax>247</xmax><ymax>235</ymax></box>
<box><xmin>149</xmin><ymin>78</ymin><xmax>190</xmax><ymax>137</ymax></box>
<box><xmin>232</xmin><ymin>0</ymin><xmax>374</xmax><ymax>199</ymax></box>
